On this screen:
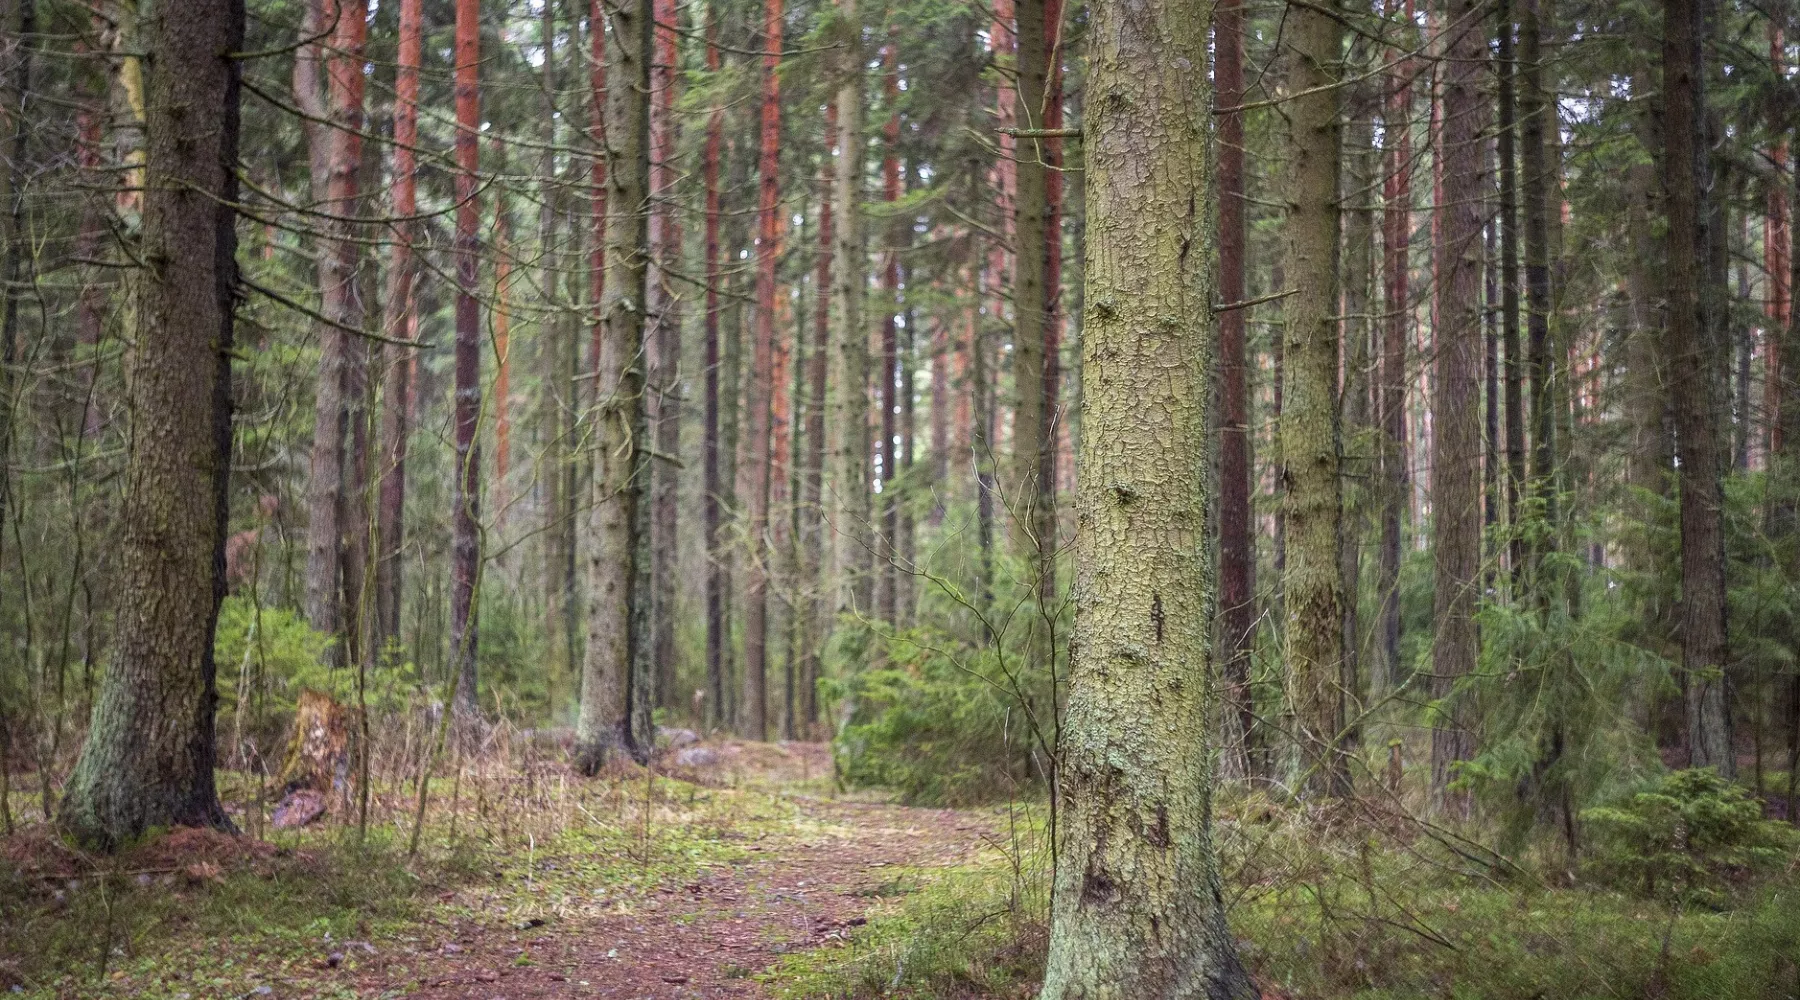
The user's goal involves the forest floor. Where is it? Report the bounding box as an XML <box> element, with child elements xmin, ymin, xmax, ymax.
<box><xmin>0</xmin><ymin>740</ymin><xmax>1011</xmax><ymax>1000</ymax></box>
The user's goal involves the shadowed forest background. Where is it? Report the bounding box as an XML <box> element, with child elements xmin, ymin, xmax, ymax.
<box><xmin>3</xmin><ymin>0</ymin><xmax>1800</xmax><ymax>996</ymax></box>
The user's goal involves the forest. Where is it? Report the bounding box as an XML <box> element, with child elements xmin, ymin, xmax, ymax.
<box><xmin>1</xmin><ymin>0</ymin><xmax>1799</xmax><ymax>996</ymax></box>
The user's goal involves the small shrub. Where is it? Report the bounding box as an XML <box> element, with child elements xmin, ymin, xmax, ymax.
<box><xmin>1582</xmin><ymin>768</ymin><xmax>1794</xmax><ymax>904</ymax></box>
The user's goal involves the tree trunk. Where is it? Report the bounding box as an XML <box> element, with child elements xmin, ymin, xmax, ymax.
<box><xmin>1622</xmin><ymin>163</ymin><xmax>1668</xmax><ymax>565</ymax></box>
<box><xmin>1662</xmin><ymin>0</ymin><xmax>1733</xmax><ymax>777</ymax></box>
<box><xmin>1215</xmin><ymin>0</ymin><xmax>1257</xmax><ymax>782</ymax></box>
<box><xmin>1341</xmin><ymin>94</ymin><xmax>1376</xmax><ymax>789</ymax></box>
<box><xmin>1497</xmin><ymin>0</ymin><xmax>1525</xmax><ymax>587</ymax></box>
<box><xmin>1521</xmin><ymin>0</ymin><xmax>1556</xmax><ymax>577</ymax></box>
<box><xmin>649</xmin><ymin>0</ymin><xmax>683</xmax><ymax>711</ymax></box>
<box><xmin>579</xmin><ymin>0</ymin><xmax>654</xmax><ymax>768</ymax></box>
<box><xmin>59</xmin><ymin>0</ymin><xmax>243</xmax><ymax>849</ymax></box>
<box><xmin>829</xmin><ymin>0</ymin><xmax>872</xmax><ymax>623</ymax></box>
<box><xmin>449</xmin><ymin>0</ymin><xmax>483</xmax><ymax>733</ymax></box>
<box><xmin>703</xmin><ymin>0</ymin><xmax>729</xmax><ymax>730</ymax></box>
<box><xmin>1011</xmin><ymin>0</ymin><xmax>1052</xmax><ymax>592</ymax></box>
<box><xmin>875</xmin><ymin>44</ymin><xmax>901</xmax><ymax>625</ymax></box>
<box><xmin>742</xmin><ymin>0</ymin><xmax>784</xmax><ymax>738</ymax></box>
<box><xmin>1376</xmin><ymin>0</ymin><xmax>1414</xmax><ymax>702</ymax></box>
<box><xmin>375</xmin><ymin>0</ymin><xmax>421</xmax><ymax>660</ymax></box>
<box><xmin>1429</xmin><ymin>0</ymin><xmax>1490</xmax><ymax>805</ymax></box>
<box><xmin>1277</xmin><ymin>0</ymin><xmax>1347</xmax><ymax>800</ymax></box>
<box><xmin>1765</xmin><ymin>23</ymin><xmax>1789</xmax><ymax>461</ymax></box>
<box><xmin>1036</xmin><ymin>0</ymin><xmax>1256</xmax><ymax>990</ymax></box>
<box><xmin>798</xmin><ymin>101</ymin><xmax>835</xmax><ymax>732</ymax></box>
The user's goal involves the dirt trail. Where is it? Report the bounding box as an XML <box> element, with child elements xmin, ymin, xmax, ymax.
<box><xmin>381</xmin><ymin>746</ymin><xmax>990</xmax><ymax>999</ymax></box>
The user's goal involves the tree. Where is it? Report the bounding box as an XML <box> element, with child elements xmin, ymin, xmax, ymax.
<box><xmin>1427</xmin><ymin>0</ymin><xmax>1490</xmax><ymax>804</ymax></box>
<box><xmin>449</xmin><ymin>0</ymin><xmax>484</xmax><ymax>731</ymax></box>
<box><xmin>1011</xmin><ymin>0</ymin><xmax>1052</xmax><ymax>588</ymax></box>
<box><xmin>703</xmin><ymin>0</ymin><xmax>730</xmax><ymax>729</ymax></box>
<box><xmin>1376</xmin><ymin>0</ymin><xmax>1415</xmax><ymax>700</ymax></box>
<box><xmin>1661</xmin><ymin>0</ymin><xmax>1733</xmax><ymax>777</ymax></box>
<box><xmin>828</xmin><ymin>0</ymin><xmax>873</xmax><ymax>624</ymax></box>
<box><xmin>579</xmin><ymin>0</ymin><xmax>654</xmax><ymax>769</ymax></box>
<box><xmin>648</xmin><ymin>0</ymin><xmax>683</xmax><ymax>709</ymax></box>
<box><xmin>58</xmin><ymin>0</ymin><xmax>244</xmax><ymax>848</ymax></box>
<box><xmin>1035</xmin><ymin>0</ymin><xmax>1256</xmax><ymax>989</ymax></box>
<box><xmin>1277</xmin><ymin>0</ymin><xmax>1347</xmax><ymax>799</ymax></box>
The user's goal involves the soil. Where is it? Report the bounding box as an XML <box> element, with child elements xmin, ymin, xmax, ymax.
<box><xmin>360</xmin><ymin>744</ymin><xmax>993</xmax><ymax>999</ymax></box>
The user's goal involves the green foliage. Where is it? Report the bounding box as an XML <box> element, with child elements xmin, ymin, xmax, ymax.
<box><xmin>1581</xmin><ymin>768</ymin><xmax>1795</xmax><ymax>904</ymax></box>
<box><xmin>214</xmin><ymin>596</ymin><xmax>336</xmax><ymax>713</ymax></box>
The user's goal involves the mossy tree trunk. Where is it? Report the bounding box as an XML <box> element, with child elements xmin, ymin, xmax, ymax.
<box><xmin>1277</xmin><ymin>0</ymin><xmax>1347</xmax><ymax>800</ymax></box>
<box><xmin>59</xmin><ymin>0</ymin><xmax>244</xmax><ymax>849</ymax></box>
<box><xmin>1036</xmin><ymin>0</ymin><xmax>1256</xmax><ymax>989</ymax></box>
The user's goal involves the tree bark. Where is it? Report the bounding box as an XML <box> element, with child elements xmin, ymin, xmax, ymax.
<box><xmin>741</xmin><ymin>0</ymin><xmax>784</xmax><ymax>738</ymax></box>
<box><xmin>1376</xmin><ymin>0</ymin><xmax>1414</xmax><ymax>702</ymax></box>
<box><xmin>649</xmin><ymin>0</ymin><xmax>682</xmax><ymax>710</ymax></box>
<box><xmin>1278</xmin><ymin>0</ymin><xmax>1347</xmax><ymax>800</ymax></box>
<box><xmin>1035</xmin><ymin>0</ymin><xmax>1256</xmax><ymax>990</ymax></box>
<box><xmin>797</xmin><ymin>102</ymin><xmax>836</xmax><ymax>732</ymax></box>
<box><xmin>1662</xmin><ymin>0</ymin><xmax>1734</xmax><ymax>777</ymax></box>
<box><xmin>1428</xmin><ymin>0</ymin><xmax>1490</xmax><ymax>805</ymax></box>
<box><xmin>59</xmin><ymin>0</ymin><xmax>244</xmax><ymax>849</ymax></box>
<box><xmin>1215</xmin><ymin>0</ymin><xmax>1258</xmax><ymax>782</ymax></box>
<box><xmin>829</xmin><ymin>0</ymin><xmax>872</xmax><ymax>623</ymax></box>
<box><xmin>1497</xmin><ymin>0</ymin><xmax>1525</xmax><ymax>587</ymax></box>
<box><xmin>1010</xmin><ymin>0</ymin><xmax>1053</xmax><ymax>591</ymax></box>
<box><xmin>579</xmin><ymin>0</ymin><xmax>654</xmax><ymax>768</ymax></box>
<box><xmin>703</xmin><ymin>0</ymin><xmax>729</xmax><ymax>730</ymax></box>
<box><xmin>875</xmin><ymin>43</ymin><xmax>901</xmax><ymax>625</ymax></box>
<box><xmin>449</xmin><ymin>0</ymin><xmax>483</xmax><ymax>733</ymax></box>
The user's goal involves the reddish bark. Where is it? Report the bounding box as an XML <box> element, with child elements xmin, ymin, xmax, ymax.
<box><xmin>450</xmin><ymin>0</ymin><xmax>483</xmax><ymax>723</ymax></box>
<box><xmin>1037</xmin><ymin>0</ymin><xmax>1063</xmax><ymax>596</ymax></box>
<box><xmin>1216</xmin><ymin>0</ymin><xmax>1256</xmax><ymax>776</ymax></box>
<box><xmin>742</xmin><ymin>0</ymin><xmax>784</xmax><ymax>737</ymax></box>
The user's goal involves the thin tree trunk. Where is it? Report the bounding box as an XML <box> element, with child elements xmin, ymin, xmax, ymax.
<box><xmin>375</xmin><ymin>0</ymin><xmax>422</xmax><ymax>659</ymax></box>
<box><xmin>59</xmin><ymin>0</ymin><xmax>243</xmax><ymax>849</ymax></box>
<box><xmin>703</xmin><ymin>0</ymin><xmax>729</xmax><ymax>730</ymax></box>
<box><xmin>1663</xmin><ymin>0</ymin><xmax>1733</xmax><ymax>777</ymax></box>
<box><xmin>1011</xmin><ymin>0</ymin><xmax>1051</xmax><ymax>590</ymax></box>
<box><xmin>1429</xmin><ymin>0</ymin><xmax>1490</xmax><ymax>806</ymax></box>
<box><xmin>1376</xmin><ymin>0</ymin><xmax>1415</xmax><ymax>701</ymax></box>
<box><xmin>875</xmin><ymin>44</ymin><xmax>901</xmax><ymax>625</ymax></box>
<box><xmin>1521</xmin><ymin>0</ymin><xmax>1556</xmax><ymax>577</ymax></box>
<box><xmin>1341</xmin><ymin>94</ymin><xmax>1376</xmax><ymax>790</ymax></box>
<box><xmin>797</xmin><ymin>101</ymin><xmax>836</xmax><ymax>732</ymax></box>
<box><xmin>1216</xmin><ymin>0</ymin><xmax>1257</xmax><ymax>782</ymax></box>
<box><xmin>1037</xmin><ymin>0</ymin><xmax>1256</xmax><ymax>984</ymax></box>
<box><xmin>649</xmin><ymin>0</ymin><xmax>682</xmax><ymax>710</ymax></box>
<box><xmin>742</xmin><ymin>0</ymin><xmax>784</xmax><ymax>738</ymax></box>
<box><xmin>449</xmin><ymin>0</ymin><xmax>483</xmax><ymax>733</ymax></box>
<box><xmin>829</xmin><ymin>0</ymin><xmax>872</xmax><ymax>623</ymax></box>
<box><xmin>1497</xmin><ymin>0</ymin><xmax>1525</xmax><ymax>586</ymax></box>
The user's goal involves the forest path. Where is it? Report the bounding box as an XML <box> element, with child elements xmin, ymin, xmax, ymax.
<box><xmin>383</xmin><ymin>744</ymin><xmax>992</xmax><ymax>999</ymax></box>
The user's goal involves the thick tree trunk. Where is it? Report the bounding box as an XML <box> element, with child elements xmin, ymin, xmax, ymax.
<box><xmin>1215</xmin><ymin>0</ymin><xmax>1258</xmax><ymax>782</ymax></box>
<box><xmin>1428</xmin><ymin>0</ymin><xmax>1490</xmax><ymax>805</ymax></box>
<box><xmin>579</xmin><ymin>0</ymin><xmax>654</xmax><ymax>768</ymax></box>
<box><xmin>1036</xmin><ymin>0</ymin><xmax>1256</xmax><ymax>990</ymax></box>
<box><xmin>449</xmin><ymin>0</ymin><xmax>483</xmax><ymax>732</ymax></box>
<box><xmin>1662</xmin><ymin>0</ymin><xmax>1734</xmax><ymax>777</ymax></box>
<box><xmin>59</xmin><ymin>0</ymin><xmax>244</xmax><ymax>849</ymax></box>
<box><xmin>1278</xmin><ymin>0</ymin><xmax>1347</xmax><ymax>800</ymax></box>
<box><xmin>375</xmin><ymin>0</ymin><xmax>421</xmax><ymax>660</ymax></box>
<box><xmin>741</xmin><ymin>0</ymin><xmax>784</xmax><ymax>738</ymax></box>
<box><xmin>829</xmin><ymin>0</ymin><xmax>872</xmax><ymax>622</ymax></box>
<box><xmin>649</xmin><ymin>0</ymin><xmax>682</xmax><ymax>710</ymax></box>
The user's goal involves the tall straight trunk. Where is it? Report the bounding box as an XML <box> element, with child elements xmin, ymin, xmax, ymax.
<box><xmin>0</xmin><ymin>0</ymin><xmax>29</xmax><ymax>660</ymax></box>
<box><xmin>1768</xmin><ymin>23</ymin><xmax>1791</xmax><ymax>459</ymax></box>
<box><xmin>59</xmin><ymin>0</ymin><xmax>243</xmax><ymax>848</ymax></box>
<box><xmin>1038</xmin><ymin>0</ymin><xmax>1065</xmax><ymax>603</ymax></box>
<box><xmin>829</xmin><ymin>0</ymin><xmax>872</xmax><ymax>621</ymax></box>
<box><xmin>534</xmin><ymin>0</ymin><xmax>576</xmax><ymax>682</ymax></box>
<box><xmin>1521</xmin><ymin>0</ymin><xmax>1556</xmax><ymax>573</ymax></box>
<box><xmin>930</xmin><ymin>308</ymin><xmax>949</xmax><ymax>526</ymax></box>
<box><xmin>1215</xmin><ymin>0</ymin><xmax>1257</xmax><ymax>781</ymax></box>
<box><xmin>1278</xmin><ymin>0</ymin><xmax>1347</xmax><ymax>799</ymax></box>
<box><xmin>1497</xmin><ymin>0</ymin><xmax>1525</xmax><ymax>586</ymax></box>
<box><xmin>742</xmin><ymin>0</ymin><xmax>784</xmax><ymax>738</ymax></box>
<box><xmin>1662</xmin><ymin>0</ymin><xmax>1733</xmax><ymax>777</ymax></box>
<box><xmin>1429</xmin><ymin>0</ymin><xmax>1489</xmax><ymax>803</ymax></box>
<box><xmin>449</xmin><ymin>0</ymin><xmax>483</xmax><ymax>728</ymax></box>
<box><xmin>897</xmin><ymin>295</ymin><xmax>918</xmax><ymax>624</ymax></box>
<box><xmin>580</xmin><ymin>0</ymin><xmax>654</xmax><ymax>768</ymax></box>
<box><xmin>302</xmin><ymin>0</ymin><xmax>368</xmax><ymax>659</ymax></box>
<box><xmin>1376</xmin><ymin>0</ymin><xmax>1415</xmax><ymax>700</ymax></box>
<box><xmin>375</xmin><ymin>0</ymin><xmax>422</xmax><ymax>658</ymax></box>
<box><xmin>1011</xmin><ymin>0</ymin><xmax>1052</xmax><ymax>586</ymax></box>
<box><xmin>1037</xmin><ymin>0</ymin><xmax>1256</xmax><ymax>985</ymax></box>
<box><xmin>975</xmin><ymin>264</ymin><xmax>998</xmax><ymax>610</ymax></box>
<box><xmin>1341</xmin><ymin>95</ymin><xmax>1376</xmax><ymax>783</ymax></box>
<box><xmin>493</xmin><ymin>206</ymin><xmax>514</xmax><ymax>518</ymax></box>
<box><xmin>649</xmin><ymin>0</ymin><xmax>682</xmax><ymax>710</ymax></box>
<box><xmin>797</xmin><ymin>102</ymin><xmax>836</xmax><ymax>731</ymax></box>
<box><xmin>875</xmin><ymin>45</ymin><xmax>901</xmax><ymax>625</ymax></box>
<box><xmin>703</xmin><ymin>1</ymin><xmax>729</xmax><ymax>730</ymax></box>
<box><xmin>1623</xmin><ymin>164</ymin><xmax>1668</xmax><ymax>506</ymax></box>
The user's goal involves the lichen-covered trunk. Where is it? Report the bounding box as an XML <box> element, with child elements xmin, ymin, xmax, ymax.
<box><xmin>1037</xmin><ymin>0</ymin><xmax>1256</xmax><ymax>989</ymax></box>
<box><xmin>828</xmin><ymin>1</ymin><xmax>872</xmax><ymax>622</ymax></box>
<box><xmin>1277</xmin><ymin>0</ymin><xmax>1346</xmax><ymax>800</ymax></box>
<box><xmin>740</xmin><ymin>0</ymin><xmax>783</xmax><ymax>738</ymax></box>
<box><xmin>449</xmin><ymin>0</ymin><xmax>483</xmax><ymax>731</ymax></box>
<box><xmin>1214</xmin><ymin>0</ymin><xmax>1257</xmax><ymax>782</ymax></box>
<box><xmin>1429</xmin><ymin>0</ymin><xmax>1490</xmax><ymax>804</ymax></box>
<box><xmin>59</xmin><ymin>0</ymin><xmax>244</xmax><ymax>849</ymax></box>
<box><xmin>579</xmin><ymin>0</ymin><xmax>653</xmax><ymax>769</ymax></box>
<box><xmin>1662</xmin><ymin>0</ymin><xmax>1733</xmax><ymax>777</ymax></box>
